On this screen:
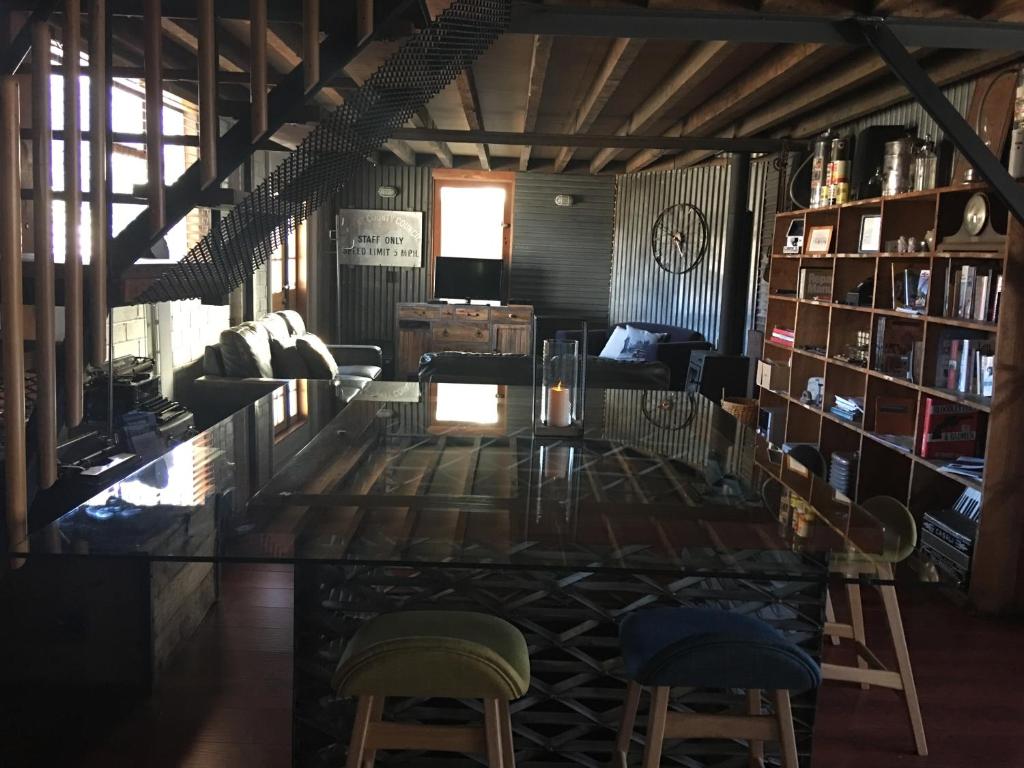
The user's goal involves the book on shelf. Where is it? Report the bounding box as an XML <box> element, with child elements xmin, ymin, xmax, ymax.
<box><xmin>918</xmin><ymin>397</ymin><xmax>982</xmax><ymax>459</ymax></box>
<box><xmin>892</xmin><ymin>265</ymin><xmax>929</xmax><ymax>313</ymax></box>
<box><xmin>771</xmin><ymin>326</ymin><xmax>795</xmax><ymax>348</ymax></box>
<box><xmin>798</xmin><ymin>267</ymin><xmax>833</xmax><ymax>301</ymax></box>
<box><xmin>874</xmin><ymin>396</ymin><xmax>916</xmax><ymax>435</ymax></box>
<box><xmin>943</xmin><ymin>456</ymin><xmax>984</xmax><ymax>481</ymax></box>
<box><xmin>874</xmin><ymin>316</ymin><xmax>924</xmax><ymax>383</ymax></box>
<box><xmin>932</xmin><ymin>328</ymin><xmax>992</xmax><ymax>394</ymax></box>
<box><xmin>831</xmin><ymin>395</ymin><xmax>863</xmax><ymax>423</ymax></box>
<box><xmin>872</xmin><ymin>433</ymin><xmax>914</xmax><ymax>453</ymax></box>
<box><xmin>945</xmin><ymin>264</ymin><xmax>1001</xmax><ymax>321</ymax></box>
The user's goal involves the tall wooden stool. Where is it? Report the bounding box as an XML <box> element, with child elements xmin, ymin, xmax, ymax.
<box><xmin>612</xmin><ymin>606</ymin><xmax>821</xmax><ymax>768</ymax></box>
<box><xmin>823</xmin><ymin>495</ymin><xmax>927</xmax><ymax>755</ymax></box>
<box><xmin>333</xmin><ymin>610</ymin><xmax>530</xmax><ymax>767</ymax></box>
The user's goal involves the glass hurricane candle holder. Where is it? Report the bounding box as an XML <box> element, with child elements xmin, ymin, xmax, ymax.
<box><xmin>532</xmin><ymin>318</ymin><xmax>587</xmax><ymax>438</ymax></box>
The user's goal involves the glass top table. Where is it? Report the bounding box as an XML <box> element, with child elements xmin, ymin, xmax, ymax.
<box><xmin>9</xmin><ymin>380</ymin><xmax>898</xmax><ymax>579</ymax></box>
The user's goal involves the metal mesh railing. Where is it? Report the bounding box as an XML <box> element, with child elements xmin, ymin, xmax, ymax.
<box><xmin>137</xmin><ymin>0</ymin><xmax>510</xmax><ymax>303</ymax></box>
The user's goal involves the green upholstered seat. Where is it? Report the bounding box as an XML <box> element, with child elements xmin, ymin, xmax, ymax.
<box><xmin>333</xmin><ymin>611</ymin><xmax>531</xmax><ymax>700</ymax></box>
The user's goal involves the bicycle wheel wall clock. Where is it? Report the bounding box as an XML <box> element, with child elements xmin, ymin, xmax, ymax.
<box><xmin>641</xmin><ymin>390</ymin><xmax>697</xmax><ymax>432</ymax></box>
<box><xmin>650</xmin><ymin>203</ymin><xmax>709</xmax><ymax>275</ymax></box>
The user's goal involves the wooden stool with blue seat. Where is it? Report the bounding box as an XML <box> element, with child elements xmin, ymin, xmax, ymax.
<box><xmin>333</xmin><ymin>610</ymin><xmax>530</xmax><ymax>767</ymax></box>
<box><xmin>612</xmin><ymin>606</ymin><xmax>821</xmax><ymax>768</ymax></box>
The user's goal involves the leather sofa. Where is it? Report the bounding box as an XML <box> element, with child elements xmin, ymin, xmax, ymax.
<box><xmin>187</xmin><ymin>310</ymin><xmax>382</xmax><ymax>427</ymax></box>
<box><xmin>557</xmin><ymin>322</ymin><xmax>711</xmax><ymax>389</ymax></box>
<box><xmin>417</xmin><ymin>351</ymin><xmax>671</xmax><ymax>390</ymax></box>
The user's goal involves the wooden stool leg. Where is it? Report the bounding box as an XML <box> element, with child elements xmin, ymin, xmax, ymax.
<box><xmin>825</xmin><ymin>590</ymin><xmax>840</xmax><ymax>646</ymax></box>
<box><xmin>613</xmin><ymin>680</ymin><xmax>642</xmax><ymax>767</ymax></box>
<box><xmin>497</xmin><ymin>698</ymin><xmax>516</xmax><ymax>767</ymax></box>
<box><xmin>773</xmin><ymin>689</ymin><xmax>798</xmax><ymax>768</ymax></box>
<box><xmin>346</xmin><ymin>695</ymin><xmax>376</xmax><ymax>768</ymax></box>
<box><xmin>846</xmin><ymin>581</ymin><xmax>869</xmax><ymax>689</ymax></box>
<box><xmin>878</xmin><ymin>565</ymin><xmax>928</xmax><ymax>756</ymax></box>
<box><xmin>748</xmin><ymin>688</ymin><xmax>764</xmax><ymax>768</ymax></box>
<box><xmin>483</xmin><ymin>698</ymin><xmax>506</xmax><ymax>768</ymax></box>
<box><xmin>642</xmin><ymin>686</ymin><xmax>670</xmax><ymax>768</ymax></box>
<box><xmin>362</xmin><ymin>696</ymin><xmax>385</xmax><ymax>768</ymax></box>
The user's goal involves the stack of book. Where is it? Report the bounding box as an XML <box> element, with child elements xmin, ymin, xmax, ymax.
<box><xmin>830</xmin><ymin>395</ymin><xmax>863</xmax><ymax>423</ymax></box>
<box><xmin>933</xmin><ymin>332</ymin><xmax>995</xmax><ymax>396</ymax></box>
<box><xmin>942</xmin><ymin>265</ymin><xmax>1003</xmax><ymax>322</ymax></box>
<box><xmin>828</xmin><ymin>451</ymin><xmax>858</xmax><ymax>497</ymax></box>
<box><xmin>918</xmin><ymin>397</ymin><xmax>982</xmax><ymax>459</ymax></box>
<box><xmin>943</xmin><ymin>456</ymin><xmax>984</xmax><ymax>481</ymax></box>
<box><xmin>771</xmin><ymin>326</ymin><xmax>795</xmax><ymax>348</ymax></box>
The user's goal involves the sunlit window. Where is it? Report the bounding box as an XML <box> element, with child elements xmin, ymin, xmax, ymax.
<box><xmin>434</xmin><ymin>383</ymin><xmax>500</xmax><ymax>425</ymax></box>
<box><xmin>273</xmin><ymin>380</ymin><xmax>308</xmax><ymax>439</ymax></box>
<box><xmin>48</xmin><ymin>42</ymin><xmax>197</xmax><ymax>264</ymax></box>
<box><xmin>438</xmin><ymin>186</ymin><xmax>506</xmax><ymax>259</ymax></box>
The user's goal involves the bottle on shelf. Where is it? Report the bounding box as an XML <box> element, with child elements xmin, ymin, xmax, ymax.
<box><xmin>809</xmin><ymin>132</ymin><xmax>833</xmax><ymax>209</ymax></box>
<box><xmin>912</xmin><ymin>135</ymin><xmax>938</xmax><ymax>192</ymax></box>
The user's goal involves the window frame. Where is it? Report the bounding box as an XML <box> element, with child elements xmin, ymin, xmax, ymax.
<box><xmin>430</xmin><ymin>169</ymin><xmax>515</xmax><ymax>303</ymax></box>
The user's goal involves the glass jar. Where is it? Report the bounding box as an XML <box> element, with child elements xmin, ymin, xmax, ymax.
<box><xmin>912</xmin><ymin>136</ymin><xmax>938</xmax><ymax>191</ymax></box>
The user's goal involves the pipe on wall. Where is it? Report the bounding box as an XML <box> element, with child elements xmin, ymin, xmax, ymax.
<box><xmin>1</xmin><ymin>76</ymin><xmax>28</xmax><ymax>552</ymax></box>
<box><xmin>717</xmin><ymin>152</ymin><xmax>753</xmax><ymax>355</ymax></box>
<box><xmin>32</xmin><ymin>20</ymin><xmax>58</xmax><ymax>488</ymax></box>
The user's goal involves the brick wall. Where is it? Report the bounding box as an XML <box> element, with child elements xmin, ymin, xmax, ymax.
<box><xmin>111</xmin><ymin>305</ymin><xmax>152</xmax><ymax>359</ymax></box>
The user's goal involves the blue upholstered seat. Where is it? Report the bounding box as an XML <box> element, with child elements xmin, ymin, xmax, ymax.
<box><xmin>619</xmin><ymin>607</ymin><xmax>821</xmax><ymax>691</ymax></box>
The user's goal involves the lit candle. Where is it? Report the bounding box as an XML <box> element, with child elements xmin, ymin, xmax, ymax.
<box><xmin>546</xmin><ymin>382</ymin><xmax>572</xmax><ymax>427</ymax></box>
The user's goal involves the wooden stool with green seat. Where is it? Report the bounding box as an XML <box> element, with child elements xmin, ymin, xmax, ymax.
<box><xmin>823</xmin><ymin>495</ymin><xmax>927</xmax><ymax>756</ymax></box>
<box><xmin>333</xmin><ymin>610</ymin><xmax>530</xmax><ymax>767</ymax></box>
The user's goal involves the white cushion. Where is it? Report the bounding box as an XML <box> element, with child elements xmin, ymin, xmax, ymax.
<box><xmin>599</xmin><ymin>326</ymin><xmax>631</xmax><ymax>359</ymax></box>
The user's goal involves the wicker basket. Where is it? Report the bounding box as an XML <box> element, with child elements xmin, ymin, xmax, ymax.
<box><xmin>720</xmin><ymin>394</ymin><xmax>759</xmax><ymax>426</ymax></box>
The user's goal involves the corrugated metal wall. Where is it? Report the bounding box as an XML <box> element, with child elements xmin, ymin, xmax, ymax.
<box><xmin>333</xmin><ymin>166</ymin><xmax>433</xmax><ymax>347</ymax></box>
<box><xmin>510</xmin><ymin>173</ymin><xmax>616</xmax><ymax>323</ymax></box>
<box><xmin>838</xmin><ymin>80</ymin><xmax>975</xmax><ymax>144</ymax></box>
<box><xmin>609</xmin><ymin>160</ymin><xmax>768</xmax><ymax>347</ymax></box>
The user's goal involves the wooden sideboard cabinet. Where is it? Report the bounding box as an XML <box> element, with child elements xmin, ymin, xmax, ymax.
<box><xmin>395</xmin><ymin>302</ymin><xmax>533</xmax><ymax>379</ymax></box>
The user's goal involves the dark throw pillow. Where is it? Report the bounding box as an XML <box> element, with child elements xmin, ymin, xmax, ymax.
<box><xmin>295</xmin><ymin>333</ymin><xmax>339</xmax><ymax>379</ymax></box>
<box><xmin>269</xmin><ymin>336</ymin><xmax>310</xmax><ymax>378</ymax></box>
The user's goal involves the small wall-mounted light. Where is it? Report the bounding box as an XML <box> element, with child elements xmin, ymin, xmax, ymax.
<box><xmin>377</xmin><ymin>185</ymin><xmax>400</xmax><ymax>199</ymax></box>
<box><xmin>554</xmin><ymin>194</ymin><xmax>575</xmax><ymax>207</ymax></box>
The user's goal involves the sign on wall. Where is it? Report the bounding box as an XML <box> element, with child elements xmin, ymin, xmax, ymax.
<box><xmin>336</xmin><ymin>209</ymin><xmax>423</xmax><ymax>268</ymax></box>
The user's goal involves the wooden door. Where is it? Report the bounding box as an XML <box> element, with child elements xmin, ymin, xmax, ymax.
<box><xmin>494</xmin><ymin>324</ymin><xmax>529</xmax><ymax>354</ymax></box>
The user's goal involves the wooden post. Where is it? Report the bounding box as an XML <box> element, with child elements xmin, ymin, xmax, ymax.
<box><xmin>88</xmin><ymin>0</ymin><xmax>108</xmax><ymax>366</ymax></box>
<box><xmin>972</xmin><ymin>213</ymin><xmax>1024</xmax><ymax>613</ymax></box>
<box><xmin>64</xmin><ymin>0</ymin><xmax>84</xmax><ymax>426</ymax></box>
<box><xmin>1</xmin><ymin>77</ymin><xmax>28</xmax><ymax>550</ymax></box>
<box><xmin>32</xmin><ymin>20</ymin><xmax>58</xmax><ymax>489</ymax></box>
<box><xmin>143</xmin><ymin>0</ymin><xmax>165</xmax><ymax>230</ymax></box>
<box><xmin>303</xmin><ymin>0</ymin><xmax>319</xmax><ymax>92</ymax></box>
<box><xmin>198</xmin><ymin>0</ymin><xmax>217</xmax><ymax>186</ymax></box>
<box><xmin>250</xmin><ymin>0</ymin><xmax>267</xmax><ymax>138</ymax></box>
<box><xmin>357</xmin><ymin>0</ymin><xmax>373</xmax><ymax>42</ymax></box>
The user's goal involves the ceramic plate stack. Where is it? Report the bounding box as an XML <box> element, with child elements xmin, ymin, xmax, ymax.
<box><xmin>829</xmin><ymin>452</ymin><xmax>859</xmax><ymax>497</ymax></box>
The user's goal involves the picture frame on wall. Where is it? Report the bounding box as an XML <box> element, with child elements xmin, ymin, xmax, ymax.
<box><xmin>859</xmin><ymin>214</ymin><xmax>882</xmax><ymax>253</ymax></box>
<box><xmin>806</xmin><ymin>225</ymin><xmax>834</xmax><ymax>254</ymax></box>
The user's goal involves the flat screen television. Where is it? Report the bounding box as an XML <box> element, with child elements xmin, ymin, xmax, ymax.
<box><xmin>434</xmin><ymin>257</ymin><xmax>503</xmax><ymax>301</ymax></box>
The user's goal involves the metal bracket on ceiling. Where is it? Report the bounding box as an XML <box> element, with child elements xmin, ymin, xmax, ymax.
<box><xmin>859</xmin><ymin>17</ymin><xmax>1024</xmax><ymax>225</ymax></box>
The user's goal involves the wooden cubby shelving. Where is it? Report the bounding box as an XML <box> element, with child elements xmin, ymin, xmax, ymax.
<box><xmin>762</xmin><ymin>182</ymin><xmax>1024</xmax><ymax>610</ymax></box>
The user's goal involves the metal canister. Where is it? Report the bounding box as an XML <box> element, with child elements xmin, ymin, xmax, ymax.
<box><xmin>809</xmin><ymin>134</ymin><xmax>831</xmax><ymax>208</ymax></box>
<box><xmin>826</xmin><ymin>136</ymin><xmax>850</xmax><ymax>205</ymax></box>
<box><xmin>882</xmin><ymin>137</ymin><xmax>915</xmax><ymax>196</ymax></box>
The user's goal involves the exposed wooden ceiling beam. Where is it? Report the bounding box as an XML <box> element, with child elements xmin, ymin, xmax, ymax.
<box><xmin>409</xmin><ymin>108</ymin><xmax>453</xmax><ymax>168</ymax></box>
<box><xmin>589</xmin><ymin>40</ymin><xmax>735</xmax><ymax>174</ymax></box>
<box><xmin>552</xmin><ymin>37</ymin><xmax>643</xmax><ymax>173</ymax></box>
<box><xmin>520</xmin><ymin>34</ymin><xmax>552</xmax><ymax>172</ymax></box>
<box><xmin>161</xmin><ymin>17</ymin><xmax>246</xmax><ymax>72</ymax></box>
<box><xmin>455</xmin><ymin>67</ymin><xmax>489</xmax><ymax>171</ymax></box>
<box><xmin>389</xmin><ymin>127</ymin><xmax>798</xmax><ymax>152</ymax></box>
<box><xmin>626</xmin><ymin>42</ymin><xmax>839</xmax><ymax>172</ymax></box>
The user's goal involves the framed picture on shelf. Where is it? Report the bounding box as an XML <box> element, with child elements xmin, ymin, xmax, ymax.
<box><xmin>783</xmin><ymin>219</ymin><xmax>805</xmax><ymax>254</ymax></box>
<box><xmin>806</xmin><ymin>225</ymin><xmax>834</xmax><ymax>254</ymax></box>
<box><xmin>859</xmin><ymin>214</ymin><xmax>882</xmax><ymax>252</ymax></box>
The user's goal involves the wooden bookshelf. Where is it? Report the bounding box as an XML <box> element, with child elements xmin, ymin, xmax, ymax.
<box><xmin>762</xmin><ymin>183</ymin><xmax>1024</xmax><ymax>612</ymax></box>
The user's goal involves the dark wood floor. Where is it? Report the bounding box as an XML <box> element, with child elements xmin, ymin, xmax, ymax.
<box><xmin>79</xmin><ymin>564</ymin><xmax>1023</xmax><ymax>768</ymax></box>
